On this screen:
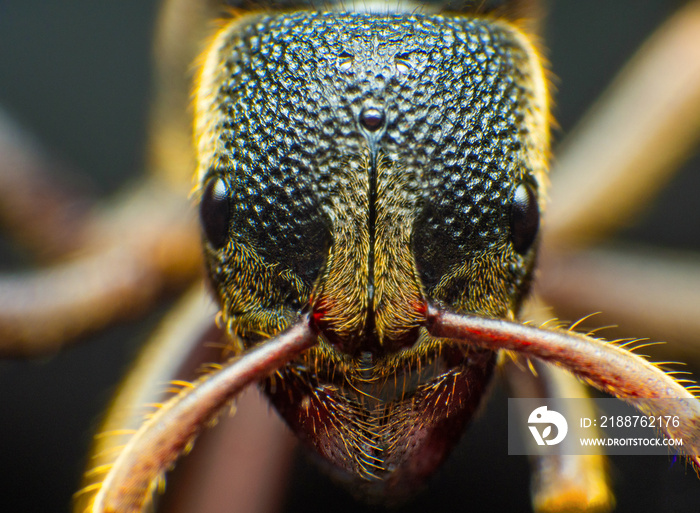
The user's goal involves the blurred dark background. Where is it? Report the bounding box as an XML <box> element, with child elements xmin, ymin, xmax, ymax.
<box><xmin>0</xmin><ymin>1</ymin><xmax>698</xmax><ymax>512</ymax></box>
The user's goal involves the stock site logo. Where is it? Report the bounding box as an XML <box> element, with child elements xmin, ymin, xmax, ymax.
<box><xmin>528</xmin><ymin>406</ymin><xmax>568</xmax><ymax>446</ymax></box>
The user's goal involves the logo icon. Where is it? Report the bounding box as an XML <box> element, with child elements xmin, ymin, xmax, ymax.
<box><xmin>528</xmin><ymin>406</ymin><xmax>568</xmax><ymax>446</ymax></box>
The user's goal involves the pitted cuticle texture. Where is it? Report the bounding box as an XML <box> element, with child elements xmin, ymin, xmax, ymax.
<box><xmin>196</xmin><ymin>11</ymin><xmax>546</xmax><ymax>496</ymax></box>
<box><xmin>204</xmin><ymin>12</ymin><xmax>539</xmax><ymax>303</ymax></box>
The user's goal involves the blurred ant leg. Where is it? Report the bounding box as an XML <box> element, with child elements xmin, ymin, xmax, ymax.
<box><xmin>83</xmin><ymin>314</ymin><xmax>316</xmax><ymax>513</ymax></box>
<box><xmin>75</xmin><ymin>287</ymin><xmax>218</xmax><ymax>512</ymax></box>
<box><xmin>78</xmin><ymin>287</ymin><xmax>297</xmax><ymax>513</ymax></box>
<box><xmin>146</xmin><ymin>0</ymin><xmax>230</xmax><ymax>188</ymax></box>
<box><xmin>426</xmin><ymin>305</ymin><xmax>700</xmax><ymax>467</ymax></box>
<box><xmin>159</xmin><ymin>388</ymin><xmax>296</xmax><ymax>513</ymax></box>
<box><xmin>84</xmin><ymin>288</ymin><xmax>220</xmax><ymax>469</ymax></box>
<box><xmin>0</xmin><ymin>0</ymin><xmax>223</xmax><ymax>259</ymax></box>
<box><xmin>537</xmin><ymin>247</ymin><xmax>700</xmax><ymax>360</ymax></box>
<box><xmin>544</xmin><ymin>0</ymin><xmax>700</xmax><ymax>251</ymax></box>
<box><xmin>0</xmin><ymin>181</ymin><xmax>200</xmax><ymax>357</ymax></box>
<box><xmin>505</xmin><ymin>358</ymin><xmax>612</xmax><ymax>513</ymax></box>
<box><xmin>0</xmin><ymin>108</ymin><xmax>94</xmax><ymax>257</ymax></box>
<box><xmin>0</xmin><ymin>0</ymin><xmax>223</xmax><ymax>356</ymax></box>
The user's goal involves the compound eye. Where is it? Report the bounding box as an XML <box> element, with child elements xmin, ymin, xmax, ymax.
<box><xmin>510</xmin><ymin>182</ymin><xmax>539</xmax><ymax>255</ymax></box>
<box><xmin>199</xmin><ymin>176</ymin><xmax>231</xmax><ymax>249</ymax></box>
